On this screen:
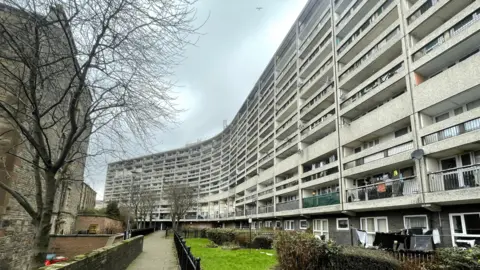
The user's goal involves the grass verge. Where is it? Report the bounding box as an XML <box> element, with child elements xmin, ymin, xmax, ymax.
<box><xmin>185</xmin><ymin>238</ymin><xmax>277</xmax><ymax>270</ymax></box>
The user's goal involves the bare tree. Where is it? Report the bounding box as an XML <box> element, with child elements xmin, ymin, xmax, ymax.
<box><xmin>121</xmin><ymin>182</ymin><xmax>144</xmax><ymax>230</ymax></box>
<box><xmin>164</xmin><ymin>182</ymin><xmax>197</xmax><ymax>230</ymax></box>
<box><xmin>139</xmin><ymin>190</ymin><xmax>157</xmax><ymax>228</ymax></box>
<box><xmin>0</xmin><ymin>0</ymin><xmax>199</xmax><ymax>267</ymax></box>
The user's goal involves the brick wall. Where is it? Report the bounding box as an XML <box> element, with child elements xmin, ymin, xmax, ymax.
<box><xmin>75</xmin><ymin>215</ymin><xmax>123</xmax><ymax>234</ymax></box>
<box><xmin>48</xmin><ymin>235</ymin><xmax>118</xmax><ymax>259</ymax></box>
<box><xmin>40</xmin><ymin>236</ymin><xmax>144</xmax><ymax>270</ymax></box>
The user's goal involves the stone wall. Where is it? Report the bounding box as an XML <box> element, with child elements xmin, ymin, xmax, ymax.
<box><xmin>48</xmin><ymin>234</ymin><xmax>123</xmax><ymax>259</ymax></box>
<box><xmin>75</xmin><ymin>215</ymin><xmax>123</xmax><ymax>234</ymax></box>
<box><xmin>40</xmin><ymin>236</ymin><xmax>144</xmax><ymax>270</ymax></box>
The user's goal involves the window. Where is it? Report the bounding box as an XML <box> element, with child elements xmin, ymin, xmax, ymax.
<box><xmin>450</xmin><ymin>213</ymin><xmax>480</xmax><ymax>246</ymax></box>
<box><xmin>354</xmin><ymin>147</ymin><xmax>362</xmax><ymax>153</ymax></box>
<box><xmin>467</xmin><ymin>99</ymin><xmax>480</xmax><ymax>111</ymax></box>
<box><xmin>395</xmin><ymin>127</ymin><xmax>410</xmax><ymax>138</ymax></box>
<box><xmin>404</xmin><ymin>215</ymin><xmax>428</xmax><ymax>230</ymax></box>
<box><xmin>284</xmin><ymin>220</ymin><xmax>294</xmax><ymax>230</ymax></box>
<box><xmin>265</xmin><ymin>221</ymin><xmax>272</xmax><ymax>228</ymax></box>
<box><xmin>360</xmin><ymin>217</ymin><xmax>388</xmax><ymax>246</ymax></box>
<box><xmin>435</xmin><ymin>112</ymin><xmax>450</xmax><ymax>123</ymax></box>
<box><xmin>313</xmin><ymin>219</ymin><xmax>329</xmax><ymax>239</ymax></box>
<box><xmin>299</xmin><ymin>220</ymin><xmax>308</xmax><ymax>230</ymax></box>
<box><xmin>454</xmin><ymin>107</ymin><xmax>464</xmax><ymax>116</ymax></box>
<box><xmin>337</xmin><ymin>218</ymin><xmax>349</xmax><ymax>230</ymax></box>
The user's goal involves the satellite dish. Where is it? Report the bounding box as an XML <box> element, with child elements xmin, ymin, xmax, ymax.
<box><xmin>411</xmin><ymin>149</ymin><xmax>425</xmax><ymax>160</ymax></box>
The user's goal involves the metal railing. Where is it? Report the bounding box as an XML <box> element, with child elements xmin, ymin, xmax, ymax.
<box><xmin>246</xmin><ymin>208</ymin><xmax>257</xmax><ymax>215</ymax></box>
<box><xmin>276</xmin><ymin>200</ymin><xmax>299</xmax><ymax>212</ymax></box>
<box><xmin>345</xmin><ymin>176</ymin><xmax>419</xmax><ymax>202</ymax></box>
<box><xmin>303</xmin><ymin>192</ymin><xmax>340</xmax><ymax>208</ymax></box>
<box><xmin>258</xmin><ymin>205</ymin><xmax>274</xmax><ymax>214</ymax></box>
<box><xmin>428</xmin><ymin>164</ymin><xmax>480</xmax><ymax>192</ymax></box>
<box><xmin>423</xmin><ymin>118</ymin><xmax>480</xmax><ymax>145</ymax></box>
<box><xmin>173</xmin><ymin>231</ymin><xmax>201</xmax><ymax>270</ymax></box>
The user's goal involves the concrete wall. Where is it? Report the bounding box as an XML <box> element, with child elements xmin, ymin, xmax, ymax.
<box><xmin>40</xmin><ymin>236</ymin><xmax>144</xmax><ymax>270</ymax></box>
<box><xmin>75</xmin><ymin>215</ymin><xmax>123</xmax><ymax>234</ymax></box>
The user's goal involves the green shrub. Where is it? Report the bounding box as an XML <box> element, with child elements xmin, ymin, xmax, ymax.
<box><xmin>252</xmin><ymin>235</ymin><xmax>274</xmax><ymax>249</ymax></box>
<box><xmin>336</xmin><ymin>246</ymin><xmax>401</xmax><ymax>270</ymax></box>
<box><xmin>275</xmin><ymin>231</ymin><xmax>402</xmax><ymax>270</ymax></box>
<box><xmin>275</xmin><ymin>231</ymin><xmax>341</xmax><ymax>270</ymax></box>
<box><xmin>205</xmin><ymin>228</ymin><xmax>236</xmax><ymax>245</ymax></box>
<box><xmin>425</xmin><ymin>247</ymin><xmax>480</xmax><ymax>270</ymax></box>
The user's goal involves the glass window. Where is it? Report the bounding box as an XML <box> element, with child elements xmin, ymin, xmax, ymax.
<box><xmin>467</xmin><ymin>99</ymin><xmax>480</xmax><ymax>111</ymax></box>
<box><xmin>360</xmin><ymin>217</ymin><xmax>389</xmax><ymax>246</ymax></box>
<box><xmin>464</xmin><ymin>214</ymin><xmax>480</xmax><ymax>235</ymax></box>
<box><xmin>454</xmin><ymin>107</ymin><xmax>464</xmax><ymax>116</ymax></box>
<box><xmin>435</xmin><ymin>112</ymin><xmax>449</xmax><ymax>123</ymax></box>
<box><xmin>452</xmin><ymin>215</ymin><xmax>463</xmax><ymax>233</ymax></box>
<box><xmin>299</xmin><ymin>220</ymin><xmax>308</xmax><ymax>229</ymax></box>
<box><xmin>395</xmin><ymin>127</ymin><xmax>409</xmax><ymax>137</ymax></box>
<box><xmin>337</xmin><ymin>218</ymin><xmax>349</xmax><ymax>230</ymax></box>
<box><xmin>404</xmin><ymin>215</ymin><xmax>428</xmax><ymax>229</ymax></box>
<box><xmin>313</xmin><ymin>219</ymin><xmax>329</xmax><ymax>239</ymax></box>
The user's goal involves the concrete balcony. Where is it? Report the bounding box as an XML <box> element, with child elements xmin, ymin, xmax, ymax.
<box><xmin>340</xmin><ymin>60</ymin><xmax>405</xmax><ymax>116</ymax></box>
<box><xmin>276</xmin><ymin>57</ymin><xmax>297</xmax><ymax>89</ymax></box>
<box><xmin>276</xmin><ymin>92</ymin><xmax>298</xmax><ymax>122</ymax></box>
<box><xmin>337</xmin><ymin>0</ymin><xmax>398</xmax><ymax>65</ymax></box>
<box><xmin>300</xmin><ymin>111</ymin><xmax>336</xmax><ymax>144</ymax></box>
<box><xmin>407</xmin><ymin>0</ymin><xmax>475</xmax><ymax>40</ymax></box>
<box><xmin>344</xmin><ymin>177</ymin><xmax>423</xmax><ymax>211</ymax></box>
<box><xmin>302</xmin><ymin>192</ymin><xmax>340</xmax><ymax>208</ymax></box>
<box><xmin>276</xmin><ymin>135</ymin><xmax>299</xmax><ymax>159</ymax></box>
<box><xmin>276</xmin><ymin>114</ymin><xmax>298</xmax><ymax>140</ymax></box>
<box><xmin>258</xmin><ymin>151</ymin><xmax>274</xmax><ymax>170</ymax></box>
<box><xmin>301</xmin><ymin>172</ymin><xmax>339</xmax><ymax>189</ymax></box>
<box><xmin>425</xmin><ymin>164</ymin><xmax>480</xmax><ymax>204</ymax></box>
<box><xmin>258</xmin><ymin>205</ymin><xmax>274</xmax><ymax>214</ymax></box>
<box><xmin>338</xmin><ymin>25</ymin><xmax>402</xmax><ymax>91</ymax></box>
<box><xmin>302</xmin><ymin>132</ymin><xmax>338</xmax><ymax>162</ymax></box>
<box><xmin>413</xmin><ymin>52</ymin><xmax>480</xmax><ymax>113</ymax></box>
<box><xmin>257</xmin><ymin>188</ymin><xmax>274</xmax><ymax>200</ymax></box>
<box><xmin>276</xmin><ymin>182</ymin><xmax>299</xmax><ymax>197</ymax></box>
<box><xmin>336</xmin><ymin>0</ymin><xmax>380</xmax><ymax>39</ymax></box>
<box><xmin>259</xmin><ymin>133</ymin><xmax>274</xmax><ymax>154</ymax></box>
<box><xmin>299</xmin><ymin>32</ymin><xmax>333</xmax><ymax>79</ymax></box>
<box><xmin>335</xmin><ymin>0</ymin><xmax>353</xmax><ymax>15</ymax></box>
<box><xmin>340</xmin><ymin>93</ymin><xmax>412</xmax><ymax>145</ymax></box>
<box><xmin>299</xmin><ymin>58</ymin><xmax>333</xmax><ymax>100</ymax></box>
<box><xmin>300</xmin><ymin>84</ymin><xmax>335</xmax><ymax>122</ymax></box>
<box><xmin>299</xmin><ymin>8</ymin><xmax>332</xmax><ymax>58</ymax></box>
<box><xmin>411</xmin><ymin>4</ymin><xmax>480</xmax><ymax>76</ymax></box>
<box><xmin>276</xmin><ymin>200</ymin><xmax>299</xmax><ymax>212</ymax></box>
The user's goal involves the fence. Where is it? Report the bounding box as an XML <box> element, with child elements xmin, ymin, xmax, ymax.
<box><xmin>173</xmin><ymin>231</ymin><xmax>201</xmax><ymax>270</ymax></box>
<box><xmin>127</xmin><ymin>227</ymin><xmax>155</xmax><ymax>238</ymax></box>
<box><xmin>387</xmin><ymin>250</ymin><xmax>435</xmax><ymax>265</ymax></box>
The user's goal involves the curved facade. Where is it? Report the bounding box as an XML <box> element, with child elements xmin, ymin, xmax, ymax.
<box><xmin>105</xmin><ymin>0</ymin><xmax>480</xmax><ymax>247</ymax></box>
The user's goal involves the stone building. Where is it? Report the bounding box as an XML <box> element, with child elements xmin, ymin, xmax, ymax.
<box><xmin>0</xmin><ymin>4</ymin><xmax>91</xmax><ymax>269</ymax></box>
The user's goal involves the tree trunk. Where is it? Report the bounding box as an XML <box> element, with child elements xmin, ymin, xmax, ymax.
<box><xmin>30</xmin><ymin>177</ymin><xmax>57</xmax><ymax>269</ymax></box>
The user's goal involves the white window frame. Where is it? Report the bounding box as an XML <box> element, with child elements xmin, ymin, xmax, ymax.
<box><xmin>449</xmin><ymin>212</ymin><xmax>480</xmax><ymax>247</ymax></box>
<box><xmin>336</xmin><ymin>218</ymin><xmax>349</xmax><ymax>231</ymax></box>
<box><xmin>360</xmin><ymin>217</ymin><xmax>389</xmax><ymax>246</ymax></box>
<box><xmin>265</xmin><ymin>221</ymin><xmax>272</xmax><ymax>228</ymax></box>
<box><xmin>313</xmin><ymin>219</ymin><xmax>329</xmax><ymax>240</ymax></box>
<box><xmin>403</xmin><ymin>215</ymin><xmax>429</xmax><ymax>230</ymax></box>
<box><xmin>299</xmin><ymin>220</ymin><xmax>308</xmax><ymax>230</ymax></box>
<box><xmin>284</xmin><ymin>220</ymin><xmax>294</xmax><ymax>230</ymax></box>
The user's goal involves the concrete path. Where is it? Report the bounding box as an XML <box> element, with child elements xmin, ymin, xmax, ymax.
<box><xmin>127</xmin><ymin>230</ymin><xmax>179</xmax><ymax>270</ymax></box>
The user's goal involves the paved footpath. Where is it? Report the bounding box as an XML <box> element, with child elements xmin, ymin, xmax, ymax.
<box><xmin>127</xmin><ymin>230</ymin><xmax>179</xmax><ymax>270</ymax></box>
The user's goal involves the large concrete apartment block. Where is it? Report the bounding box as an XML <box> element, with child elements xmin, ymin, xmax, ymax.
<box><xmin>104</xmin><ymin>0</ymin><xmax>480</xmax><ymax>247</ymax></box>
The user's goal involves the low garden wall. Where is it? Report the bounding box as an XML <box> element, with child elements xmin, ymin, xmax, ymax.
<box><xmin>40</xmin><ymin>235</ymin><xmax>144</xmax><ymax>270</ymax></box>
<box><xmin>48</xmin><ymin>234</ymin><xmax>124</xmax><ymax>258</ymax></box>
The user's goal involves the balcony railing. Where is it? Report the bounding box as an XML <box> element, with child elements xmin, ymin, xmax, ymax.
<box><xmin>235</xmin><ymin>210</ymin><xmax>245</xmax><ymax>216</ymax></box>
<box><xmin>300</xmin><ymin>84</ymin><xmax>334</xmax><ymax>115</ymax></box>
<box><xmin>428</xmin><ymin>164</ymin><xmax>480</xmax><ymax>192</ymax></box>
<box><xmin>258</xmin><ymin>188</ymin><xmax>273</xmax><ymax>197</ymax></box>
<box><xmin>246</xmin><ymin>209</ymin><xmax>257</xmax><ymax>215</ymax></box>
<box><xmin>303</xmin><ymin>192</ymin><xmax>340</xmax><ymax>208</ymax></box>
<box><xmin>423</xmin><ymin>118</ymin><xmax>480</xmax><ymax>145</ymax></box>
<box><xmin>258</xmin><ymin>205</ymin><xmax>274</xmax><ymax>214</ymax></box>
<box><xmin>276</xmin><ymin>200</ymin><xmax>299</xmax><ymax>212</ymax></box>
<box><xmin>344</xmin><ymin>141</ymin><xmax>414</xmax><ymax>170</ymax></box>
<box><xmin>413</xmin><ymin>9</ymin><xmax>480</xmax><ymax>62</ymax></box>
<box><xmin>300</xmin><ymin>58</ymin><xmax>333</xmax><ymax>92</ymax></box>
<box><xmin>339</xmin><ymin>27</ymin><xmax>400</xmax><ymax>81</ymax></box>
<box><xmin>407</xmin><ymin>0</ymin><xmax>441</xmax><ymax>25</ymax></box>
<box><xmin>337</xmin><ymin>0</ymin><xmax>364</xmax><ymax>30</ymax></box>
<box><xmin>345</xmin><ymin>176</ymin><xmax>419</xmax><ymax>202</ymax></box>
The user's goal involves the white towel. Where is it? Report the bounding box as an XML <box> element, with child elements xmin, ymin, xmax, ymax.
<box><xmin>356</xmin><ymin>230</ymin><xmax>368</xmax><ymax>246</ymax></box>
<box><xmin>432</xmin><ymin>229</ymin><xmax>441</xmax><ymax>244</ymax></box>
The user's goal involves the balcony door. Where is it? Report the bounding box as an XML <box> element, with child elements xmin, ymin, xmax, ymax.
<box><xmin>440</xmin><ymin>153</ymin><xmax>475</xmax><ymax>190</ymax></box>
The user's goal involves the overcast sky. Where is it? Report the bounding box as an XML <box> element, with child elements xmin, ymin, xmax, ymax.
<box><xmin>86</xmin><ymin>0</ymin><xmax>308</xmax><ymax>200</ymax></box>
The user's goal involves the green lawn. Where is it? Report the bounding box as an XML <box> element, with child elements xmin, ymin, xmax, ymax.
<box><xmin>185</xmin><ymin>238</ymin><xmax>277</xmax><ymax>270</ymax></box>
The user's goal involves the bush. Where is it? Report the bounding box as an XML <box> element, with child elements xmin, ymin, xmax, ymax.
<box><xmin>275</xmin><ymin>231</ymin><xmax>341</xmax><ymax>270</ymax></box>
<box><xmin>275</xmin><ymin>231</ymin><xmax>402</xmax><ymax>270</ymax></box>
<box><xmin>205</xmin><ymin>228</ymin><xmax>236</xmax><ymax>245</ymax></box>
<box><xmin>425</xmin><ymin>247</ymin><xmax>480</xmax><ymax>270</ymax></box>
<box><xmin>252</xmin><ymin>235</ymin><xmax>274</xmax><ymax>249</ymax></box>
<box><xmin>336</xmin><ymin>246</ymin><xmax>401</xmax><ymax>270</ymax></box>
